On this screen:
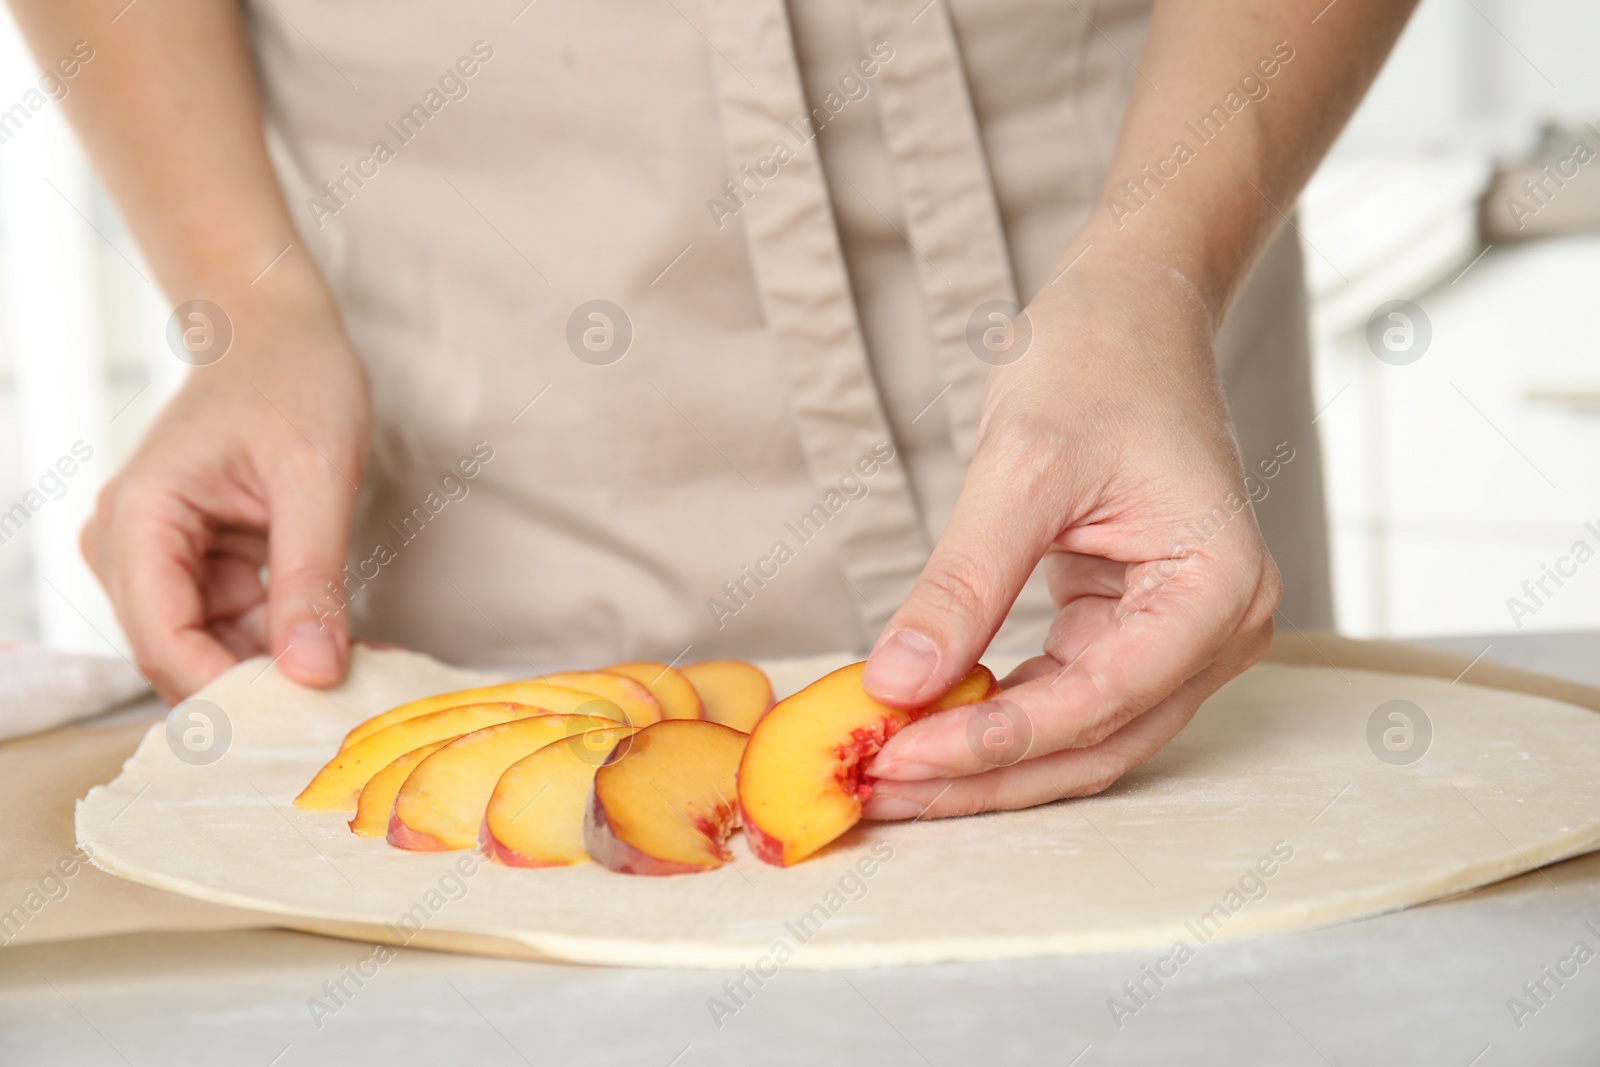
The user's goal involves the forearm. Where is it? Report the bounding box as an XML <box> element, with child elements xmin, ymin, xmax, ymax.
<box><xmin>1071</xmin><ymin>0</ymin><xmax>1418</xmax><ymax>320</ymax></box>
<box><xmin>5</xmin><ymin>0</ymin><xmax>329</xmax><ymax>312</ymax></box>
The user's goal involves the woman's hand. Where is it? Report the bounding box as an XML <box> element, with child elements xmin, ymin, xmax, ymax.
<box><xmin>857</xmin><ymin>250</ymin><xmax>1281</xmax><ymax>819</ymax></box>
<box><xmin>82</xmin><ymin>290</ymin><xmax>370</xmax><ymax>704</ymax></box>
<box><xmin>850</xmin><ymin>0</ymin><xmax>1423</xmax><ymax>817</ymax></box>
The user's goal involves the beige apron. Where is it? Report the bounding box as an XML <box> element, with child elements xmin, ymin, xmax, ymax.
<box><xmin>247</xmin><ymin>0</ymin><xmax>1331</xmax><ymax>670</ymax></box>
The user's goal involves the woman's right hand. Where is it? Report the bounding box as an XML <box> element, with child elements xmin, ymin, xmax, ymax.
<box><xmin>4</xmin><ymin>0</ymin><xmax>377</xmax><ymax>703</ymax></box>
<box><xmin>83</xmin><ymin>289</ymin><xmax>371</xmax><ymax>704</ymax></box>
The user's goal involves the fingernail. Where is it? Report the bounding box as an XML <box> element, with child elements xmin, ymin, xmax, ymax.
<box><xmin>860</xmin><ymin>795</ymin><xmax>925</xmax><ymax>821</ymax></box>
<box><xmin>284</xmin><ymin>622</ymin><xmax>344</xmax><ymax>684</ymax></box>
<box><xmin>862</xmin><ymin>628</ymin><xmax>940</xmax><ymax>703</ymax></box>
<box><xmin>866</xmin><ymin>756</ymin><xmax>946</xmax><ymax>781</ymax></box>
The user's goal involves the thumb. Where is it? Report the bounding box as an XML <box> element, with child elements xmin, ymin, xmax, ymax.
<box><xmin>265</xmin><ymin>461</ymin><xmax>357</xmax><ymax>687</ymax></box>
<box><xmin>862</xmin><ymin>443</ymin><xmax>1064</xmax><ymax>707</ymax></box>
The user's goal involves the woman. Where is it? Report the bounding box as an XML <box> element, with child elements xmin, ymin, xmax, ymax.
<box><xmin>10</xmin><ymin>0</ymin><xmax>1414</xmax><ymax>820</ymax></box>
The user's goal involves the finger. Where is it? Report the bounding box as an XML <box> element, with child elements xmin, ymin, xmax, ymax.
<box><xmin>861</xmin><ymin>652</ymin><xmax>1240</xmax><ymax>820</ymax></box>
<box><xmin>862</xmin><ymin>432</ymin><xmax>1078</xmax><ymax>707</ymax></box>
<box><xmin>201</xmin><ymin>550</ymin><xmax>266</xmax><ymax>621</ymax></box>
<box><xmin>870</xmin><ymin>561</ymin><xmax>1272</xmax><ymax>779</ymax></box>
<box><xmin>212</xmin><ymin>600</ymin><xmax>269</xmax><ymax>660</ymax></box>
<box><xmin>263</xmin><ymin>455</ymin><xmax>357</xmax><ymax>687</ymax></box>
<box><xmin>1042</xmin><ymin>549</ymin><xmax>1127</xmax><ymax>604</ymax></box>
<box><xmin>210</xmin><ymin>525</ymin><xmax>269</xmax><ymax>567</ymax></box>
<box><xmin>999</xmin><ymin>654</ymin><xmax>1061</xmax><ymax>689</ymax></box>
<box><xmin>109</xmin><ymin>498</ymin><xmax>242</xmax><ymax>703</ymax></box>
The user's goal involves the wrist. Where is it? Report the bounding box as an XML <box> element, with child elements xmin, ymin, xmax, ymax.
<box><xmin>1035</xmin><ymin>227</ymin><xmax>1221</xmax><ymax>349</ymax></box>
<box><xmin>1061</xmin><ymin>215</ymin><xmax>1231</xmax><ymax>331</ymax></box>
<box><xmin>165</xmin><ymin>247</ymin><xmax>352</xmax><ymax>364</ymax></box>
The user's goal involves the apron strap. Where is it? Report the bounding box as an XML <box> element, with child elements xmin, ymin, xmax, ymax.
<box><xmin>700</xmin><ymin>0</ymin><xmax>931</xmax><ymax>644</ymax></box>
<box><xmin>857</xmin><ymin>0</ymin><xmax>1019</xmax><ymax>458</ymax></box>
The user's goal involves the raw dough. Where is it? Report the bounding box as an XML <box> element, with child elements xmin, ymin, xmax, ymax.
<box><xmin>76</xmin><ymin>647</ymin><xmax>1600</xmax><ymax>968</ymax></box>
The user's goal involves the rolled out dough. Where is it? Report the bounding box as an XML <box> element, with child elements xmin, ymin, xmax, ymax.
<box><xmin>76</xmin><ymin>647</ymin><xmax>1600</xmax><ymax>969</ymax></box>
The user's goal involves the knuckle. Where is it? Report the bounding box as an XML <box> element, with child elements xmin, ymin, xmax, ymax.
<box><xmin>1069</xmin><ymin>661</ymin><xmax>1144</xmax><ymax>739</ymax></box>
<box><xmin>271</xmin><ymin>559</ymin><xmax>337</xmax><ymax>595</ymax></box>
<box><xmin>975</xmin><ymin>418</ymin><xmax>1075</xmax><ymax>498</ymax></box>
<box><xmin>979</xmin><ymin>416</ymin><xmax>1072</xmax><ymax>472</ymax></box>
<box><xmin>1053</xmin><ymin>749</ymin><xmax>1127</xmax><ymax>800</ymax></box>
<box><xmin>1074</xmin><ymin>760</ymin><xmax>1124</xmax><ymax>798</ymax></box>
<box><xmin>945</xmin><ymin>780</ymin><xmax>1001</xmax><ymax>818</ymax></box>
<box><xmin>273</xmin><ymin>446</ymin><xmax>337</xmax><ymax>487</ymax></box>
<box><xmin>1076</xmin><ymin>714</ymin><xmax>1122</xmax><ymax>749</ymax></box>
<box><xmin>78</xmin><ymin>520</ymin><xmax>102</xmax><ymax>573</ymax></box>
<box><xmin>918</xmin><ymin>551</ymin><xmax>995</xmax><ymax>620</ymax></box>
<box><xmin>1242</xmin><ymin>558</ymin><xmax>1283</xmax><ymax>631</ymax></box>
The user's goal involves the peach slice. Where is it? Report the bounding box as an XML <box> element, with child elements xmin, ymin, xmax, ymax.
<box><xmin>604</xmin><ymin>661</ymin><xmax>703</xmax><ymax>720</ymax></box>
<box><xmin>481</xmin><ymin>725</ymin><xmax>639</xmax><ymax>867</ymax></box>
<box><xmin>388</xmin><ymin>713</ymin><xmax>621</xmax><ymax>851</ymax></box>
<box><xmin>339</xmin><ymin>680</ymin><xmax>625</xmax><ymax>750</ymax></box>
<box><xmin>295</xmin><ymin>703</ymin><xmax>545</xmax><ymax>812</ymax></box>
<box><xmin>738</xmin><ymin>661</ymin><xmax>998</xmax><ymax>867</ymax></box>
<box><xmin>537</xmin><ymin>671</ymin><xmax>663</xmax><ymax>726</ymax></box>
<box><xmin>350</xmin><ymin>740</ymin><xmax>449</xmax><ymax>838</ymax></box>
<box><xmin>583</xmin><ymin>720</ymin><xmax>749</xmax><ymax>875</ymax></box>
<box><xmin>681</xmin><ymin>660</ymin><xmax>774</xmax><ymax>732</ymax></box>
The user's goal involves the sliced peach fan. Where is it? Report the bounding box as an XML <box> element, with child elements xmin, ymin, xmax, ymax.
<box><xmin>294</xmin><ymin>657</ymin><xmax>996</xmax><ymax>873</ymax></box>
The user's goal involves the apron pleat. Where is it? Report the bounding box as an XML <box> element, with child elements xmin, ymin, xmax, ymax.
<box><xmin>699</xmin><ymin>0</ymin><xmax>932</xmax><ymax>643</ymax></box>
<box><xmin>855</xmin><ymin>0</ymin><xmax>1019</xmax><ymax>460</ymax></box>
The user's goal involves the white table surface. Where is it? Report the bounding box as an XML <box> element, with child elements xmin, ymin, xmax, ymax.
<box><xmin>2</xmin><ymin>632</ymin><xmax>1598</xmax><ymax>1066</ymax></box>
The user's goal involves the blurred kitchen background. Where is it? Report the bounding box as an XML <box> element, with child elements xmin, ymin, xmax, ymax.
<box><xmin>2</xmin><ymin>0</ymin><xmax>1599</xmax><ymax>655</ymax></box>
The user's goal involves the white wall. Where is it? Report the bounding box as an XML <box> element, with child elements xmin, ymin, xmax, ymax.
<box><xmin>0</xmin><ymin>7</ymin><xmax>176</xmax><ymax>653</ymax></box>
<box><xmin>1306</xmin><ymin>0</ymin><xmax>1600</xmax><ymax>637</ymax></box>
